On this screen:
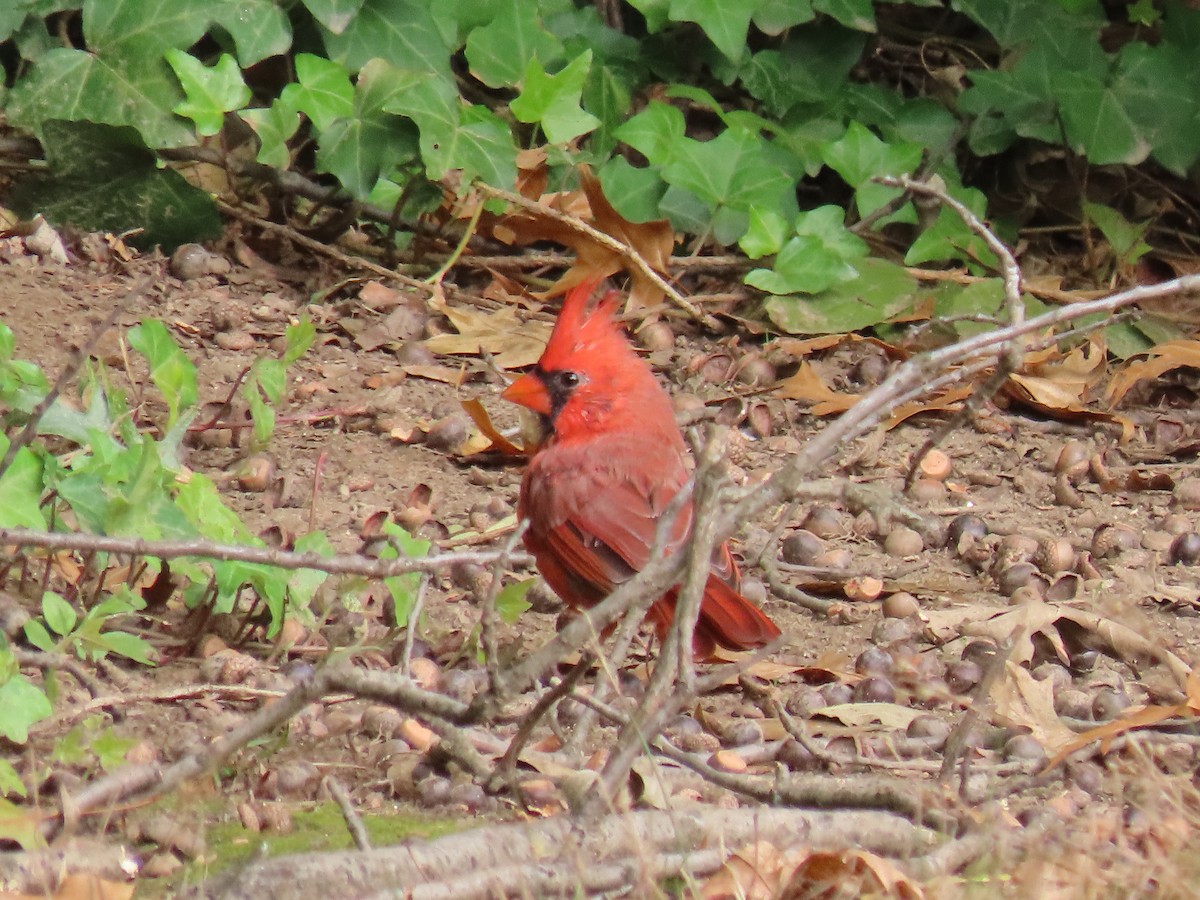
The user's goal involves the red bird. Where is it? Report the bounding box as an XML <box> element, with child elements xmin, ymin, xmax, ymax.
<box><xmin>502</xmin><ymin>280</ymin><xmax>780</xmax><ymax>657</ymax></box>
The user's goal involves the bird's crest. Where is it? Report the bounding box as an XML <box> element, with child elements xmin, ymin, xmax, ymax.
<box><xmin>537</xmin><ymin>278</ymin><xmax>628</xmax><ymax>371</ymax></box>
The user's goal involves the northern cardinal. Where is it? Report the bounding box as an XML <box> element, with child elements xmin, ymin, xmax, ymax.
<box><xmin>502</xmin><ymin>279</ymin><xmax>780</xmax><ymax>656</ymax></box>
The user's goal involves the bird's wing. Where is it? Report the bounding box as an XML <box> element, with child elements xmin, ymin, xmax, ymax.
<box><xmin>524</xmin><ymin>437</ymin><xmax>691</xmax><ymax>600</ymax></box>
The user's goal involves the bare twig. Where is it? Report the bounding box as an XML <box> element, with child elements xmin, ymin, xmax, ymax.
<box><xmin>0</xmin><ymin>528</ymin><xmax>531</xmax><ymax>579</ymax></box>
<box><xmin>324</xmin><ymin>776</ymin><xmax>372</xmax><ymax>851</ymax></box>
<box><xmin>473</xmin><ymin>182</ymin><xmax>710</xmax><ymax>324</ymax></box>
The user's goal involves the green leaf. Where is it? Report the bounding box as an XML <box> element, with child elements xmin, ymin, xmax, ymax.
<box><xmin>668</xmin><ymin>0</ymin><xmax>761</xmax><ymax>62</ymax></box>
<box><xmin>1112</xmin><ymin>41</ymin><xmax>1200</xmax><ymax>176</ymax></box>
<box><xmin>739</xmin><ymin>207</ymin><xmax>791</xmax><ymax>259</ymax></box>
<box><xmin>22</xmin><ymin>620</ymin><xmax>55</xmax><ymax>654</ymax></box>
<box><xmin>241</xmin><ymin>103</ymin><xmax>302</xmax><ymax>168</ymax></box>
<box><xmin>211</xmin><ymin>0</ymin><xmax>292</xmax><ymax>65</ymax></box>
<box><xmin>127</xmin><ymin>319</ymin><xmax>198</xmax><ymax>429</ymax></box>
<box><xmin>662</xmin><ymin>125</ymin><xmax>799</xmax><ymax>243</ymax></box>
<box><xmin>0</xmin><ymin>437</ymin><xmax>46</xmax><ymax>530</ymax></box>
<box><xmin>378</xmin><ymin>521</ymin><xmax>431</xmax><ymax>628</ymax></box>
<box><xmin>177</xmin><ymin>474</ymin><xmax>255</xmax><ymax>543</ymax></box>
<box><xmin>820</xmin><ymin>121</ymin><xmax>922</xmax><ymax>221</ymax></box>
<box><xmin>316</xmin><ymin>58</ymin><xmax>421</xmax><ymax>199</ymax></box>
<box><xmin>510</xmin><ymin>51</ymin><xmax>601</xmax><ymax>145</ymax></box>
<box><xmin>495</xmin><ymin>578</ymin><xmax>534</xmax><ymax>625</ymax></box>
<box><xmin>283</xmin><ymin>54</ymin><xmax>355</xmax><ymax>130</ymax></box>
<box><xmin>6</xmin><ymin>0</ymin><xmax>208</xmax><ymax>147</ymax></box>
<box><xmin>426</xmin><ymin>105</ymin><xmax>518</xmax><ymax>188</ymax></box>
<box><xmin>301</xmin><ymin>0</ymin><xmax>367</xmax><ymax>33</ymax></box>
<box><xmin>0</xmin><ymin>797</ymin><xmax>44</xmax><ymax>850</ymax></box>
<box><xmin>763</xmin><ymin>258</ymin><xmax>919</xmax><ymax>334</ymax></box>
<box><xmin>7</xmin><ymin>120</ymin><xmax>221</xmax><ymax>250</ymax></box>
<box><xmin>465</xmin><ymin>0</ymin><xmax>564</xmax><ymax>88</ymax></box>
<box><xmin>614</xmin><ymin>101</ymin><xmax>687</xmax><ymax>167</ymax></box>
<box><xmin>321</xmin><ymin>0</ymin><xmax>451</xmax><ymax>78</ymax></box>
<box><xmin>1056</xmin><ymin>71</ymin><xmax>1149</xmax><ymax>166</ymax></box>
<box><xmin>904</xmin><ymin>172</ymin><xmax>996</xmax><ymax>268</ymax></box>
<box><xmin>42</xmin><ymin>592</ymin><xmax>77</xmax><ymax>638</ymax></box>
<box><xmin>0</xmin><ymin>760</ymin><xmax>25</xmax><ymax>799</ymax></box>
<box><xmin>597</xmin><ymin>157</ymin><xmax>667</xmax><ymax>223</ymax></box>
<box><xmin>812</xmin><ymin>0</ymin><xmax>876</xmax><ymax>32</ymax></box>
<box><xmin>90</xmin><ymin>631</ymin><xmax>156</xmax><ymax>666</ymax></box>
<box><xmin>0</xmin><ymin>674</ymin><xmax>52</xmax><ymax>744</ymax></box>
<box><xmin>90</xmin><ymin>728</ymin><xmax>138</xmax><ymax>771</ymax></box>
<box><xmin>746</xmin><ymin>235</ymin><xmax>860</xmax><ymax>295</ymax></box>
<box><xmin>753</xmin><ymin>0</ymin><xmax>815</xmax><ymax>35</ymax></box>
<box><xmin>1083</xmin><ymin>202</ymin><xmax>1151</xmax><ymax>267</ymax></box>
<box><xmin>289</xmin><ymin>531</ymin><xmax>333</xmax><ymax>610</ymax></box>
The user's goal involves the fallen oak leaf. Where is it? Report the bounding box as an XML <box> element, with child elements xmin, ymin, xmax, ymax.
<box><xmin>423</xmin><ymin>303</ymin><xmax>550</xmax><ymax>369</ymax></box>
<box><xmin>990</xmin><ymin>661</ymin><xmax>1076</xmax><ymax>752</ymax></box>
<box><xmin>1107</xmin><ymin>339</ymin><xmax>1200</xmax><ymax>406</ymax></box>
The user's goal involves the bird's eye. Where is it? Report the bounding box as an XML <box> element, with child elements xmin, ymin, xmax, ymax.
<box><xmin>558</xmin><ymin>371</ymin><xmax>580</xmax><ymax>388</ymax></box>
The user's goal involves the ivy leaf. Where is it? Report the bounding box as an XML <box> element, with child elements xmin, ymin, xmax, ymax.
<box><xmin>282</xmin><ymin>54</ymin><xmax>355</xmax><ymax>130</ymax></box>
<box><xmin>613</xmin><ymin>101</ymin><xmax>687</xmax><ymax>167</ymax></box>
<box><xmin>0</xmin><ymin>675</ymin><xmax>52</xmax><ymax>744</ymax></box>
<box><xmin>1055</xmin><ymin>71</ymin><xmax>1149</xmax><ymax>165</ymax></box>
<box><xmin>668</xmin><ymin>0</ymin><xmax>761</xmax><ymax>62</ymax></box>
<box><xmin>597</xmin><ymin>157</ymin><xmax>667</xmax><ymax>223</ymax></box>
<box><xmin>301</xmin><ymin>0</ymin><xmax>367</xmax><ymax>34</ymax></box>
<box><xmin>739</xmin><ymin>207</ymin><xmax>791</xmax><ymax>259</ymax></box>
<box><xmin>511</xmin><ymin>51</ymin><xmax>601</xmax><ymax>145</ymax></box>
<box><xmin>321</xmin><ymin>0</ymin><xmax>451</xmax><ymax>78</ymax></box>
<box><xmin>0</xmin><ymin>437</ymin><xmax>46</xmax><ymax>530</ymax></box>
<box><xmin>165</xmin><ymin>50</ymin><xmax>249</xmax><ymax>136</ymax></box>
<box><xmin>210</xmin><ymin>0</ymin><xmax>292</xmax><ymax>65</ymax></box>
<box><xmin>763</xmin><ymin>258</ymin><xmax>919</xmax><ymax>334</ymax></box>
<box><xmin>465</xmin><ymin>0</ymin><xmax>564</xmax><ymax>88</ymax></box>
<box><xmin>812</xmin><ymin>0</ymin><xmax>876</xmax><ymax>32</ymax></box>
<box><xmin>1083</xmin><ymin>201</ymin><xmax>1151</xmax><ymax>267</ymax></box>
<box><xmin>241</xmin><ymin>103</ymin><xmax>301</xmax><ymax>168</ymax></box>
<box><xmin>7</xmin><ymin>120</ymin><xmax>221</xmax><ymax>249</ymax></box>
<box><xmin>820</xmin><ymin>121</ymin><xmax>922</xmax><ymax>221</ymax></box>
<box><xmin>425</xmin><ymin>105</ymin><xmax>517</xmax><ymax>188</ymax></box>
<box><xmin>662</xmin><ymin>125</ymin><xmax>798</xmax><ymax>244</ymax></box>
<box><xmin>317</xmin><ymin>58</ymin><xmax>421</xmax><ymax>199</ymax></box>
<box><xmin>495</xmin><ymin>579</ymin><xmax>535</xmax><ymax>625</ymax></box>
<box><xmin>127</xmin><ymin>319</ymin><xmax>198</xmax><ymax>430</ymax></box>
<box><xmin>746</xmin><ymin>206</ymin><xmax>868</xmax><ymax>295</ymax></box>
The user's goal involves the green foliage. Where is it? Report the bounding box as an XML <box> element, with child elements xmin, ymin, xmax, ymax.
<box><xmin>6</xmin><ymin>120</ymin><xmax>221</xmax><ymax>250</ymax></box>
<box><xmin>376</xmin><ymin>521</ymin><xmax>432</xmax><ymax>628</ymax></box>
<box><xmin>1</xmin><ymin>0</ymin><xmax>1196</xmax><ymax>330</ymax></box>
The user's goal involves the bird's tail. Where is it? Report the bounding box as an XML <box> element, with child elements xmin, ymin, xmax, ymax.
<box><xmin>649</xmin><ymin>575</ymin><xmax>780</xmax><ymax>658</ymax></box>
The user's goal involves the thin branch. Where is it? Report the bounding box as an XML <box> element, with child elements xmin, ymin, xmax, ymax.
<box><xmin>473</xmin><ymin>182</ymin><xmax>710</xmax><ymax>324</ymax></box>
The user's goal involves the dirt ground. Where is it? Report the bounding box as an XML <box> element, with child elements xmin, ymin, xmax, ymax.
<box><xmin>3</xmin><ymin>237</ymin><xmax>1200</xmax><ymax>896</ymax></box>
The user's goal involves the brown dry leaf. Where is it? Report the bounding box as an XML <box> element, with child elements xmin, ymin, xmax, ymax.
<box><xmin>812</xmin><ymin>702</ymin><xmax>921</xmax><ymax>729</ymax></box>
<box><xmin>779</xmin><ymin>847</ymin><xmax>924</xmax><ymax>900</ymax></box>
<box><xmin>774</xmin><ymin>362</ymin><xmax>859</xmax><ymax>414</ymax></box>
<box><xmin>965</xmin><ymin>599</ymin><xmax>1191</xmax><ymax>687</ymax></box>
<box><xmin>459</xmin><ymin>398</ymin><xmax>526</xmax><ymax>456</ymax></box>
<box><xmin>886</xmin><ymin>383</ymin><xmax>973</xmax><ymax>428</ymax></box>
<box><xmin>515</xmin><ymin>147</ymin><xmax>548</xmax><ymax>199</ymax></box>
<box><xmin>399</xmin><ymin>364</ymin><xmax>468</xmax><ymax>386</ymax></box>
<box><xmin>1107</xmin><ymin>339</ymin><xmax>1200</xmax><ymax>406</ymax></box>
<box><xmin>1052</xmin><ymin>606</ymin><xmax>1191</xmax><ymax>686</ymax></box>
<box><xmin>423</xmin><ymin>303</ymin><xmax>550</xmax><ymax>369</ymax></box>
<box><xmin>1045</xmin><ymin>701</ymin><xmax>1186</xmax><ymax>770</ymax></box>
<box><xmin>990</xmin><ymin>661</ymin><xmax>1076</xmax><ymax>751</ymax></box>
<box><xmin>491</xmin><ymin>167</ymin><xmax>676</xmax><ymax>311</ymax></box>
<box><xmin>700</xmin><ymin>841</ymin><xmax>789</xmax><ymax>900</ymax></box>
<box><xmin>963</xmin><ymin>599</ymin><xmax>1070</xmax><ymax>667</ymax></box>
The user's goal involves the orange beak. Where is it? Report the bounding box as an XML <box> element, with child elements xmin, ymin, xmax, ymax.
<box><xmin>501</xmin><ymin>372</ymin><xmax>552</xmax><ymax>416</ymax></box>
